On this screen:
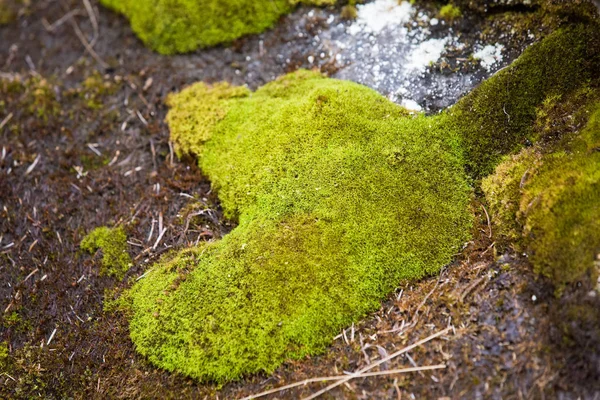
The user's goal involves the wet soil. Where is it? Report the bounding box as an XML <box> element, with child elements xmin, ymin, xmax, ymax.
<box><xmin>0</xmin><ymin>1</ymin><xmax>599</xmax><ymax>399</ymax></box>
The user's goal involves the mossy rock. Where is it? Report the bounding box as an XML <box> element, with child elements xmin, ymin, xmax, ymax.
<box><xmin>451</xmin><ymin>24</ymin><xmax>600</xmax><ymax>178</ymax></box>
<box><xmin>81</xmin><ymin>226</ymin><xmax>131</xmax><ymax>279</ymax></box>
<box><xmin>483</xmin><ymin>102</ymin><xmax>600</xmax><ymax>288</ymax></box>
<box><xmin>125</xmin><ymin>70</ymin><xmax>473</xmax><ymax>382</ymax></box>
<box><xmin>100</xmin><ymin>0</ymin><xmax>336</xmax><ymax>54</ymax></box>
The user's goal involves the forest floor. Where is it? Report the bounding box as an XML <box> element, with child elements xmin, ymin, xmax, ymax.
<box><xmin>0</xmin><ymin>0</ymin><xmax>599</xmax><ymax>399</ymax></box>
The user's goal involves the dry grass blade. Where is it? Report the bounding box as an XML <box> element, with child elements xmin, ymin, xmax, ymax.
<box><xmin>67</xmin><ymin>12</ymin><xmax>108</xmax><ymax>69</ymax></box>
<box><xmin>302</xmin><ymin>327</ymin><xmax>451</xmax><ymax>400</ymax></box>
<box><xmin>241</xmin><ymin>365</ymin><xmax>446</xmax><ymax>400</ymax></box>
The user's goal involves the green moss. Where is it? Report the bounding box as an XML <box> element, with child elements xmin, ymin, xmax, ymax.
<box><xmin>483</xmin><ymin>103</ymin><xmax>600</xmax><ymax>288</ymax></box>
<box><xmin>81</xmin><ymin>226</ymin><xmax>131</xmax><ymax>279</ymax></box>
<box><xmin>341</xmin><ymin>4</ymin><xmax>358</xmax><ymax>20</ymax></box>
<box><xmin>439</xmin><ymin>3</ymin><xmax>461</xmax><ymax>20</ymax></box>
<box><xmin>0</xmin><ymin>0</ymin><xmax>19</xmax><ymax>25</ymax></box>
<box><xmin>0</xmin><ymin>341</ymin><xmax>8</xmax><ymax>368</ymax></box>
<box><xmin>126</xmin><ymin>70</ymin><xmax>472</xmax><ymax>382</ymax></box>
<box><xmin>79</xmin><ymin>72</ymin><xmax>119</xmax><ymax>110</ymax></box>
<box><xmin>100</xmin><ymin>0</ymin><xmax>336</xmax><ymax>54</ymax></box>
<box><xmin>451</xmin><ymin>24</ymin><xmax>600</xmax><ymax>178</ymax></box>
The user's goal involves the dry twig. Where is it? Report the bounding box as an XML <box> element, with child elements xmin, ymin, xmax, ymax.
<box><xmin>241</xmin><ymin>364</ymin><xmax>446</xmax><ymax>400</ymax></box>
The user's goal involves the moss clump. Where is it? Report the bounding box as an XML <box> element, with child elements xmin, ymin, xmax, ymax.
<box><xmin>100</xmin><ymin>0</ymin><xmax>336</xmax><ymax>54</ymax></box>
<box><xmin>79</xmin><ymin>72</ymin><xmax>120</xmax><ymax>110</ymax></box>
<box><xmin>439</xmin><ymin>3</ymin><xmax>461</xmax><ymax>20</ymax></box>
<box><xmin>125</xmin><ymin>70</ymin><xmax>472</xmax><ymax>382</ymax></box>
<box><xmin>451</xmin><ymin>24</ymin><xmax>600</xmax><ymax>178</ymax></box>
<box><xmin>81</xmin><ymin>226</ymin><xmax>131</xmax><ymax>279</ymax></box>
<box><xmin>0</xmin><ymin>76</ymin><xmax>59</xmax><ymax>122</ymax></box>
<box><xmin>0</xmin><ymin>341</ymin><xmax>8</xmax><ymax>367</ymax></box>
<box><xmin>483</xmin><ymin>103</ymin><xmax>600</xmax><ymax>288</ymax></box>
<box><xmin>341</xmin><ymin>4</ymin><xmax>358</xmax><ymax>20</ymax></box>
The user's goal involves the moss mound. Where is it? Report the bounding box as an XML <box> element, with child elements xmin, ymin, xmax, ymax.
<box><xmin>100</xmin><ymin>0</ymin><xmax>335</xmax><ymax>54</ymax></box>
<box><xmin>125</xmin><ymin>70</ymin><xmax>472</xmax><ymax>381</ymax></box>
<box><xmin>483</xmin><ymin>102</ymin><xmax>600</xmax><ymax>288</ymax></box>
<box><xmin>451</xmin><ymin>24</ymin><xmax>600</xmax><ymax>178</ymax></box>
<box><xmin>81</xmin><ymin>226</ymin><xmax>131</xmax><ymax>279</ymax></box>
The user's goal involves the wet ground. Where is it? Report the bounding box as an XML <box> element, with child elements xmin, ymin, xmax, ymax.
<box><xmin>1</xmin><ymin>0</ymin><xmax>599</xmax><ymax>398</ymax></box>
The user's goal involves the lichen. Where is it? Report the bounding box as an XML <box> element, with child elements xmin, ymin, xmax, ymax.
<box><xmin>100</xmin><ymin>0</ymin><xmax>336</xmax><ymax>54</ymax></box>
<box><xmin>126</xmin><ymin>70</ymin><xmax>473</xmax><ymax>382</ymax></box>
<box><xmin>81</xmin><ymin>226</ymin><xmax>131</xmax><ymax>279</ymax></box>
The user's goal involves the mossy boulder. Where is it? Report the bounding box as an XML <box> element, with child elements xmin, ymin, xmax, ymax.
<box><xmin>124</xmin><ymin>70</ymin><xmax>473</xmax><ymax>381</ymax></box>
<box><xmin>81</xmin><ymin>226</ymin><xmax>131</xmax><ymax>279</ymax></box>
<box><xmin>450</xmin><ymin>24</ymin><xmax>600</xmax><ymax>178</ymax></box>
<box><xmin>100</xmin><ymin>0</ymin><xmax>336</xmax><ymax>54</ymax></box>
<box><xmin>483</xmin><ymin>103</ymin><xmax>600</xmax><ymax>288</ymax></box>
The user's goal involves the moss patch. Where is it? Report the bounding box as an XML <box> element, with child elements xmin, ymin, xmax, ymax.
<box><xmin>81</xmin><ymin>226</ymin><xmax>131</xmax><ymax>279</ymax></box>
<box><xmin>439</xmin><ymin>3</ymin><xmax>461</xmax><ymax>21</ymax></box>
<box><xmin>125</xmin><ymin>70</ymin><xmax>473</xmax><ymax>382</ymax></box>
<box><xmin>0</xmin><ymin>341</ymin><xmax>8</xmax><ymax>367</ymax></box>
<box><xmin>100</xmin><ymin>0</ymin><xmax>336</xmax><ymax>54</ymax></box>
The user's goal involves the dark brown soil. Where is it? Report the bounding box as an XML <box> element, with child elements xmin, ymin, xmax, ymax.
<box><xmin>0</xmin><ymin>1</ymin><xmax>599</xmax><ymax>399</ymax></box>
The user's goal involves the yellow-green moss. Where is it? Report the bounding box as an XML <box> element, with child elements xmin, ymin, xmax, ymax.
<box><xmin>341</xmin><ymin>4</ymin><xmax>358</xmax><ymax>20</ymax></box>
<box><xmin>0</xmin><ymin>341</ymin><xmax>8</xmax><ymax>367</ymax></box>
<box><xmin>483</xmin><ymin>103</ymin><xmax>600</xmax><ymax>288</ymax></box>
<box><xmin>100</xmin><ymin>0</ymin><xmax>336</xmax><ymax>54</ymax></box>
<box><xmin>79</xmin><ymin>72</ymin><xmax>120</xmax><ymax>110</ymax></box>
<box><xmin>439</xmin><ymin>3</ymin><xmax>461</xmax><ymax>21</ymax></box>
<box><xmin>0</xmin><ymin>0</ymin><xmax>19</xmax><ymax>25</ymax></box>
<box><xmin>451</xmin><ymin>24</ymin><xmax>600</xmax><ymax>178</ymax></box>
<box><xmin>126</xmin><ymin>70</ymin><xmax>473</xmax><ymax>382</ymax></box>
<box><xmin>0</xmin><ymin>76</ymin><xmax>59</xmax><ymax>121</ymax></box>
<box><xmin>81</xmin><ymin>226</ymin><xmax>131</xmax><ymax>279</ymax></box>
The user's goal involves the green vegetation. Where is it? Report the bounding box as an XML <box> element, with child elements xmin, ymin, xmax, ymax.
<box><xmin>81</xmin><ymin>226</ymin><xmax>131</xmax><ymax>279</ymax></box>
<box><xmin>124</xmin><ymin>23</ymin><xmax>600</xmax><ymax>381</ymax></box>
<box><xmin>0</xmin><ymin>76</ymin><xmax>59</xmax><ymax>122</ymax></box>
<box><xmin>0</xmin><ymin>0</ymin><xmax>19</xmax><ymax>25</ymax></box>
<box><xmin>483</xmin><ymin>103</ymin><xmax>600</xmax><ymax>289</ymax></box>
<box><xmin>439</xmin><ymin>3</ymin><xmax>461</xmax><ymax>20</ymax></box>
<box><xmin>341</xmin><ymin>4</ymin><xmax>358</xmax><ymax>20</ymax></box>
<box><xmin>0</xmin><ymin>341</ymin><xmax>8</xmax><ymax>367</ymax></box>
<box><xmin>450</xmin><ymin>24</ymin><xmax>600</xmax><ymax>178</ymax></box>
<box><xmin>125</xmin><ymin>70</ymin><xmax>473</xmax><ymax>382</ymax></box>
<box><xmin>100</xmin><ymin>0</ymin><xmax>336</xmax><ymax>54</ymax></box>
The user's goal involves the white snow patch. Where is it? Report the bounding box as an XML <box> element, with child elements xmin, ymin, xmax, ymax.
<box><xmin>350</xmin><ymin>0</ymin><xmax>414</xmax><ymax>35</ymax></box>
<box><xmin>405</xmin><ymin>37</ymin><xmax>449</xmax><ymax>71</ymax></box>
<box><xmin>473</xmin><ymin>44</ymin><xmax>504</xmax><ymax>70</ymax></box>
<box><xmin>400</xmin><ymin>99</ymin><xmax>423</xmax><ymax>111</ymax></box>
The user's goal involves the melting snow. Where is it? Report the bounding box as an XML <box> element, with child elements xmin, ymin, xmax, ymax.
<box><xmin>405</xmin><ymin>38</ymin><xmax>449</xmax><ymax>71</ymax></box>
<box><xmin>349</xmin><ymin>0</ymin><xmax>414</xmax><ymax>34</ymax></box>
<box><xmin>473</xmin><ymin>44</ymin><xmax>505</xmax><ymax>71</ymax></box>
